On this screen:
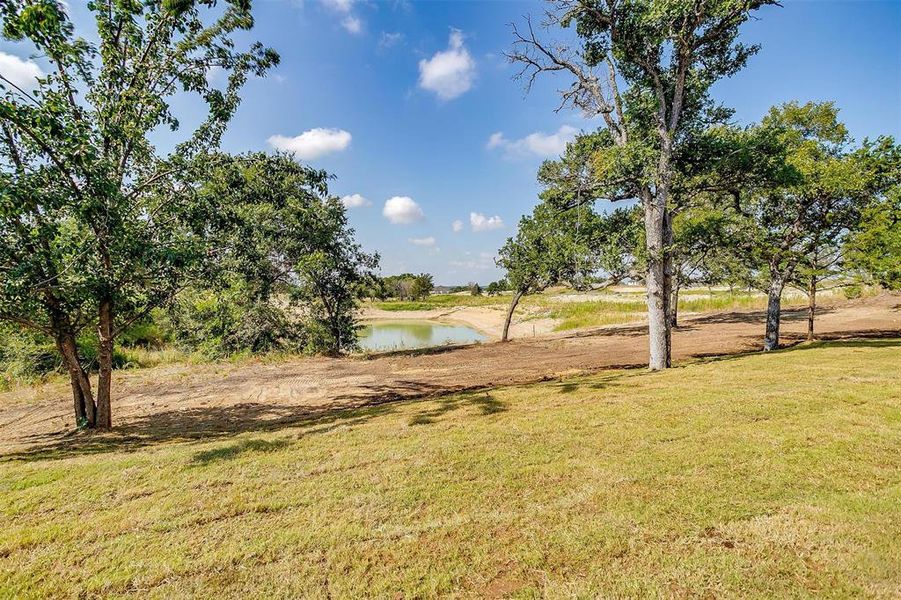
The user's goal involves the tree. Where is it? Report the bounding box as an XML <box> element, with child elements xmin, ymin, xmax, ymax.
<box><xmin>508</xmin><ymin>0</ymin><xmax>775</xmax><ymax>368</ymax></box>
<box><xmin>485</xmin><ymin>279</ymin><xmax>510</xmax><ymax>296</ymax></box>
<box><xmin>667</xmin><ymin>206</ymin><xmax>736</xmax><ymax>327</ymax></box>
<box><xmin>845</xmin><ymin>187</ymin><xmax>901</xmax><ymax>291</ymax></box>
<box><xmin>0</xmin><ymin>0</ymin><xmax>276</xmax><ymax>428</ymax></box>
<box><xmin>726</xmin><ymin>102</ymin><xmax>899</xmax><ymax>350</ymax></box>
<box><xmin>410</xmin><ymin>273</ymin><xmax>434</xmax><ymax>300</ymax></box>
<box><xmin>379</xmin><ymin>273</ymin><xmax>434</xmax><ymax>301</ymax></box>
<box><xmin>497</xmin><ymin>202</ymin><xmax>599</xmax><ymax>342</ymax></box>
<box><xmin>788</xmin><ymin>235</ymin><xmax>843</xmax><ymax>340</ymax></box>
<box><xmin>191</xmin><ymin>153</ymin><xmax>378</xmax><ymax>355</ymax></box>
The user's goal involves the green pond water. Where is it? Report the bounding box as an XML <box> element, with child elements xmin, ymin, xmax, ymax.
<box><xmin>358</xmin><ymin>320</ymin><xmax>486</xmax><ymax>352</ymax></box>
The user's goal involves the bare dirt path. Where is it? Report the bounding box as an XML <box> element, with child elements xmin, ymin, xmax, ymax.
<box><xmin>1</xmin><ymin>294</ymin><xmax>897</xmax><ymax>456</ymax></box>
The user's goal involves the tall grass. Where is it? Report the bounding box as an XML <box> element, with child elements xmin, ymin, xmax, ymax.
<box><xmin>549</xmin><ymin>292</ymin><xmax>815</xmax><ymax>331</ymax></box>
<box><xmin>370</xmin><ymin>294</ymin><xmax>507</xmax><ymax>311</ymax></box>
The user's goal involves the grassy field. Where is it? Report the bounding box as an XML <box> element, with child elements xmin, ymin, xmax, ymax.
<box><xmin>2</xmin><ymin>340</ymin><xmax>899</xmax><ymax>598</ymax></box>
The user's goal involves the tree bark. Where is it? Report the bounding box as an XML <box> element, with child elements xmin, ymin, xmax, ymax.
<box><xmin>807</xmin><ymin>276</ymin><xmax>817</xmax><ymax>341</ymax></box>
<box><xmin>55</xmin><ymin>333</ymin><xmax>96</xmax><ymax>427</ymax></box>
<box><xmin>644</xmin><ymin>192</ymin><xmax>671</xmax><ymax>370</ymax></box>
<box><xmin>502</xmin><ymin>290</ymin><xmax>525</xmax><ymax>342</ymax></box>
<box><xmin>670</xmin><ymin>274</ymin><xmax>680</xmax><ymax>329</ymax></box>
<box><xmin>662</xmin><ymin>213</ymin><xmax>675</xmax><ymax>354</ymax></box>
<box><xmin>763</xmin><ymin>275</ymin><xmax>784</xmax><ymax>351</ymax></box>
<box><xmin>95</xmin><ymin>298</ymin><xmax>114</xmax><ymax>429</ymax></box>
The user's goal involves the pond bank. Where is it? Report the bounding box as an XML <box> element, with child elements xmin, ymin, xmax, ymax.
<box><xmin>358</xmin><ymin>305</ymin><xmax>557</xmax><ymax>340</ymax></box>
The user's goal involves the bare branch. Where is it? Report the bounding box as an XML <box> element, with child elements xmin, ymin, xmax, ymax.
<box><xmin>506</xmin><ymin>15</ymin><xmax>626</xmax><ymax>143</ymax></box>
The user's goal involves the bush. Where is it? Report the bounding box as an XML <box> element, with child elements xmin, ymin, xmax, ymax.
<box><xmin>843</xmin><ymin>284</ymin><xmax>863</xmax><ymax>299</ymax></box>
<box><xmin>0</xmin><ymin>326</ymin><xmax>60</xmax><ymax>389</ymax></box>
<box><xmin>165</xmin><ymin>287</ymin><xmax>308</xmax><ymax>359</ymax></box>
<box><xmin>118</xmin><ymin>315</ymin><xmax>170</xmax><ymax>349</ymax></box>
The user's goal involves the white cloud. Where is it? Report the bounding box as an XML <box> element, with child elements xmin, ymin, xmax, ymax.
<box><xmin>418</xmin><ymin>29</ymin><xmax>476</xmax><ymax>101</ymax></box>
<box><xmin>341</xmin><ymin>15</ymin><xmax>362</xmax><ymax>34</ymax></box>
<box><xmin>451</xmin><ymin>219</ymin><xmax>463</xmax><ymax>233</ymax></box>
<box><xmin>267</xmin><ymin>128</ymin><xmax>352</xmax><ymax>160</ymax></box>
<box><xmin>321</xmin><ymin>0</ymin><xmax>363</xmax><ymax>35</ymax></box>
<box><xmin>383</xmin><ymin>196</ymin><xmax>424</xmax><ymax>224</ymax></box>
<box><xmin>340</xmin><ymin>193</ymin><xmax>371</xmax><ymax>209</ymax></box>
<box><xmin>486</xmin><ymin>125</ymin><xmax>578</xmax><ymax>158</ymax></box>
<box><xmin>486</xmin><ymin>132</ymin><xmax>506</xmax><ymax>149</ymax></box>
<box><xmin>0</xmin><ymin>51</ymin><xmax>44</xmax><ymax>90</ymax></box>
<box><xmin>322</xmin><ymin>0</ymin><xmax>353</xmax><ymax>13</ymax></box>
<box><xmin>408</xmin><ymin>236</ymin><xmax>436</xmax><ymax>247</ymax></box>
<box><xmin>379</xmin><ymin>31</ymin><xmax>404</xmax><ymax>49</ymax></box>
<box><xmin>470</xmin><ymin>212</ymin><xmax>504</xmax><ymax>232</ymax></box>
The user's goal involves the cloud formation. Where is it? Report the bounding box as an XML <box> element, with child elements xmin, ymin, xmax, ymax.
<box><xmin>340</xmin><ymin>193</ymin><xmax>371</xmax><ymax>209</ymax></box>
<box><xmin>470</xmin><ymin>212</ymin><xmax>504</xmax><ymax>232</ymax></box>
<box><xmin>0</xmin><ymin>51</ymin><xmax>43</xmax><ymax>89</ymax></box>
<box><xmin>383</xmin><ymin>196</ymin><xmax>424</xmax><ymax>224</ymax></box>
<box><xmin>379</xmin><ymin>32</ymin><xmax>404</xmax><ymax>49</ymax></box>
<box><xmin>322</xmin><ymin>0</ymin><xmax>363</xmax><ymax>35</ymax></box>
<box><xmin>341</xmin><ymin>16</ymin><xmax>362</xmax><ymax>34</ymax></box>
<box><xmin>418</xmin><ymin>30</ymin><xmax>476</xmax><ymax>100</ymax></box>
<box><xmin>322</xmin><ymin>0</ymin><xmax>353</xmax><ymax>11</ymax></box>
<box><xmin>267</xmin><ymin>128</ymin><xmax>352</xmax><ymax>160</ymax></box>
<box><xmin>451</xmin><ymin>219</ymin><xmax>464</xmax><ymax>233</ymax></box>
<box><xmin>486</xmin><ymin>125</ymin><xmax>578</xmax><ymax>158</ymax></box>
<box><xmin>408</xmin><ymin>236</ymin><xmax>436</xmax><ymax>247</ymax></box>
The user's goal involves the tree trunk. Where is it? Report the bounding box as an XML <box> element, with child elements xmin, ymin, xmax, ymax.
<box><xmin>644</xmin><ymin>192</ymin><xmax>671</xmax><ymax>370</ymax></box>
<box><xmin>55</xmin><ymin>333</ymin><xmax>96</xmax><ymax>427</ymax></box>
<box><xmin>662</xmin><ymin>212</ymin><xmax>673</xmax><ymax>365</ymax></box>
<box><xmin>95</xmin><ymin>298</ymin><xmax>114</xmax><ymax>429</ymax></box>
<box><xmin>670</xmin><ymin>275</ymin><xmax>680</xmax><ymax>329</ymax></box>
<box><xmin>502</xmin><ymin>290</ymin><xmax>524</xmax><ymax>342</ymax></box>
<box><xmin>807</xmin><ymin>276</ymin><xmax>817</xmax><ymax>341</ymax></box>
<box><xmin>763</xmin><ymin>276</ymin><xmax>784</xmax><ymax>351</ymax></box>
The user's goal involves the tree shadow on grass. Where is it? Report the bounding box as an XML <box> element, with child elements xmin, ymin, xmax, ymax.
<box><xmin>686</xmin><ymin>305</ymin><xmax>837</xmax><ymax>326</ymax></box>
<box><xmin>2</xmin><ymin>379</ymin><xmax>501</xmax><ymax>463</ymax></box>
<box><xmin>190</xmin><ymin>438</ymin><xmax>293</xmax><ymax>465</ymax></box>
<box><xmin>687</xmin><ymin>331</ymin><xmax>900</xmax><ymax>367</ymax></box>
<box><xmin>408</xmin><ymin>391</ymin><xmax>507</xmax><ymax>425</ymax></box>
<box><xmin>553</xmin><ymin>370</ymin><xmax>636</xmax><ymax>395</ymax></box>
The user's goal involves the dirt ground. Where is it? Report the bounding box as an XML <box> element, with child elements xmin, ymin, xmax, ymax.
<box><xmin>1</xmin><ymin>294</ymin><xmax>897</xmax><ymax>456</ymax></box>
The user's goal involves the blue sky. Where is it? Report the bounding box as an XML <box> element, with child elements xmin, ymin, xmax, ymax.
<box><xmin>2</xmin><ymin>0</ymin><xmax>899</xmax><ymax>284</ymax></box>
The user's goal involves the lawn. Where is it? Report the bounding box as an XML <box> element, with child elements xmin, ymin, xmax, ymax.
<box><xmin>2</xmin><ymin>340</ymin><xmax>899</xmax><ymax>598</ymax></box>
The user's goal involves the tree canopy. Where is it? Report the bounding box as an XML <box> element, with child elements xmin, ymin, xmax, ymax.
<box><xmin>0</xmin><ymin>0</ymin><xmax>276</xmax><ymax>427</ymax></box>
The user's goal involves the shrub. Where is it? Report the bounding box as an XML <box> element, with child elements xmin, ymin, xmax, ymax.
<box><xmin>843</xmin><ymin>284</ymin><xmax>863</xmax><ymax>299</ymax></box>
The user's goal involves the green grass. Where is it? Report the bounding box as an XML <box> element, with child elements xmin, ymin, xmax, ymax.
<box><xmin>2</xmin><ymin>340</ymin><xmax>900</xmax><ymax>597</ymax></box>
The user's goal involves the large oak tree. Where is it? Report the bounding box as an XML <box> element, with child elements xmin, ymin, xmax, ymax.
<box><xmin>508</xmin><ymin>0</ymin><xmax>775</xmax><ymax>369</ymax></box>
<box><xmin>0</xmin><ymin>0</ymin><xmax>276</xmax><ymax>428</ymax></box>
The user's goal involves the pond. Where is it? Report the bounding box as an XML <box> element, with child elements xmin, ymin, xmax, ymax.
<box><xmin>357</xmin><ymin>320</ymin><xmax>486</xmax><ymax>352</ymax></box>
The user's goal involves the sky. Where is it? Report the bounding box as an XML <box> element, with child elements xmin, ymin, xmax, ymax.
<box><xmin>2</xmin><ymin>0</ymin><xmax>899</xmax><ymax>284</ymax></box>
